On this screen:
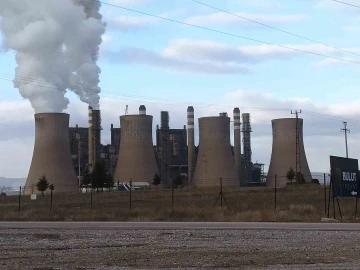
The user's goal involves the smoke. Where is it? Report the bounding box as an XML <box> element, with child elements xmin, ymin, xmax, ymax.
<box><xmin>0</xmin><ymin>0</ymin><xmax>105</xmax><ymax>113</ymax></box>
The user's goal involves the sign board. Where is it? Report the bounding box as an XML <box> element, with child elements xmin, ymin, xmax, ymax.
<box><xmin>31</xmin><ymin>194</ymin><xmax>37</xmax><ymax>200</ymax></box>
<box><xmin>330</xmin><ymin>156</ymin><xmax>359</xmax><ymax>197</ymax></box>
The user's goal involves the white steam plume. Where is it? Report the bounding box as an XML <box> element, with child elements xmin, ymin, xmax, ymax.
<box><xmin>0</xmin><ymin>0</ymin><xmax>105</xmax><ymax>113</ymax></box>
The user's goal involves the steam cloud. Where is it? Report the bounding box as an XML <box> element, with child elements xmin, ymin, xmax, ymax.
<box><xmin>0</xmin><ymin>0</ymin><xmax>106</xmax><ymax>113</ymax></box>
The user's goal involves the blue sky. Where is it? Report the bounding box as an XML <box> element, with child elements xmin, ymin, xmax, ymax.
<box><xmin>2</xmin><ymin>0</ymin><xmax>360</xmax><ymax>178</ymax></box>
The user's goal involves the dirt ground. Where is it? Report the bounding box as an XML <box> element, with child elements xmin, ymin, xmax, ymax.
<box><xmin>1</xmin><ymin>227</ymin><xmax>360</xmax><ymax>269</ymax></box>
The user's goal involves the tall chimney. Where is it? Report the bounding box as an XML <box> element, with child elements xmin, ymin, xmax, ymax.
<box><xmin>88</xmin><ymin>106</ymin><xmax>101</xmax><ymax>169</ymax></box>
<box><xmin>187</xmin><ymin>106</ymin><xmax>195</xmax><ymax>185</ymax></box>
<box><xmin>233</xmin><ymin>107</ymin><xmax>242</xmax><ymax>185</ymax></box>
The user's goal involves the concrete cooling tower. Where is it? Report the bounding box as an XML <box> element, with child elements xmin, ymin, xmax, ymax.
<box><xmin>266</xmin><ymin>118</ymin><xmax>312</xmax><ymax>188</ymax></box>
<box><xmin>114</xmin><ymin>105</ymin><xmax>158</xmax><ymax>185</ymax></box>
<box><xmin>25</xmin><ymin>113</ymin><xmax>78</xmax><ymax>195</ymax></box>
<box><xmin>192</xmin><ymin>113</ymin><xmax>238</xmax><ymax>187</ymax></box>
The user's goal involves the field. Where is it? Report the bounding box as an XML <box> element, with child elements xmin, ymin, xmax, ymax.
<box><xmin>0</xmin><ymin>184</ymin><xmax>359</xmax><ymax>222</ymax></box>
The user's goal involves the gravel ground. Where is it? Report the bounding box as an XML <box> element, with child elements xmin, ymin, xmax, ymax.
<box><xmin>1</xmin><ymin>228</ymin><xmax>360</xmax><ymax>269</ymax></box>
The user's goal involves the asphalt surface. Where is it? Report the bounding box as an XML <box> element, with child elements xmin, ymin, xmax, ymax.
<box><xmin>1</xmin><ymin>221</ymin><xmax>360</xmax><ymax>230</ymax></box>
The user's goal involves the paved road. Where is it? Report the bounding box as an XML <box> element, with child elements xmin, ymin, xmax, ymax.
<box><xmin>1</xmin><ymin>221</ymin><xmax>360</xmax><ymax>231</ymax></box>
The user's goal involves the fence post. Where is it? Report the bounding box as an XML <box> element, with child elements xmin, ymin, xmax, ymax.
<box><xmin>18</xmin><ymin>186</ymin><xmax>21</xmax><ymax>213</ymax></box>
<box><xmin>324</xmin><ymin>173</ymin><xmax>327</xmax><ymax>214</ymax></box>
<box><xmin>90</xmin><ymin>189</ymin><xmax>93</xmax><ymax>211</ymax></box>
<box><xmin>274</xmin><ymin>175</ymin><xmax>277</xmax><ymax>210</ymax></box>
<box><xmin>129</xmin><ymin>180</ymin><xmax>132</xmax><ymax>210</ymax></box>
<box><xmin>171</xmin><ymin>178</ymin><xmax>174</xmax><ymax>208</ymax></box>
<box><xmin>50</xmin><ymin>189</ymin><xmax>53</xmax><ymax>212</ymax></box>
<box><xmin>220</xmin><ymin>177</ymin><xmax>223</xmax><ymax>207</ymax></box>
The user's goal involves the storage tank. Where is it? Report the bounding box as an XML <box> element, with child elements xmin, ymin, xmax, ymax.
<box><xmin>266</xmin><ymin>118</ymin><xmax>312</xmax><ymax>187</ymax></box>
<box><xmin>25</xmin><ymin>113</ymin><xmax>78</xmax><ymax>195</ymax></box>
<box><xmin>192</xmin><ymin>113</ymin><xmax>238</xmax><ymax>187</ymax></box>
<box><xmin>113</xmin><ymin>105</ymin><xmax>158</xmax><ymax>184</ymax></box>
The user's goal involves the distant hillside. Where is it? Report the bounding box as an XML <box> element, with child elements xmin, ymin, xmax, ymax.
<box><xmin>0</xmin><ymin>177</ymin><xmax>26</xmax><ymax>190</ymax></box>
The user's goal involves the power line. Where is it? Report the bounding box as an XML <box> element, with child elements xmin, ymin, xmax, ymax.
<box><xmin>89</xmin><ymin>0</ymin><xmax>360</xmax><ymax>65</ymax></box>
<box><xmin>190</xmin><ymin>0</ymin><xmax>360</xmax><ymax>58</ymax></box>
<box><xmin>1</xmin><ymin>72</ymin><xmax>360</xmax><ymax>125</ymax></box>
<box><xmin>330</xmin><ymin>0</ymin><xmax>360</xmax><ymax>8</ymax></box>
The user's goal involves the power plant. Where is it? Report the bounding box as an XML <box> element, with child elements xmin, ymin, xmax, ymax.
<box><xmin>25</xmin><ymin>113</ymin><xmax>78</xmax><ymax>195</ymax></box>
<box><xmin>20</xmin><ymin>103</ymin><xmax>320</xmax><ymax>195</ymax></box>
<box><xmin>192</xmin><ymin>113</ymin><xmax>238</xmax><ymax>187</ymax></box>
<box><xmin>266</xmin><ymin>118</ymin><xmax>312</xmax><ymax>188</ymax></box>
<box><xmin>113</xmin><ymin>105</ymin><xmax>159</xmax><ymax>185</ymax></box>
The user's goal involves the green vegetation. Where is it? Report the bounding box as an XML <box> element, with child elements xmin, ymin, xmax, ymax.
<box><xmin>36</xmin><ymin>175</ymin><xmax>49</xmax><ymax>196</ymax></box>
<box><xmin>286</xmin><ymin>167</ymin><xmax>296</xmax><ymax>183</ymax></box>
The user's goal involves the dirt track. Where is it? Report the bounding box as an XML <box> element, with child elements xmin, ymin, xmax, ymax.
<box><xmin>1</xmin><ymin>226</ymin><xmax>360</xmax><ymax>269</ymax></box>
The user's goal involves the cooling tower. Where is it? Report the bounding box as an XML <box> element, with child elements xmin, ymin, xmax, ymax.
<box><xmin>25</xmin><ymin>113</ymin><xmax>78</xmax><ymax>195</ymax></box>
<box><xmin>267</xmin><ymin>118</ymin><xmax>312</xmax><ymax>188</ymax></box>
<box><xmin>187</xmin><ymin>106</ymin><xmax>195</xmax><ymax>185</ymax></box>
<box><xmin>88</xmin><ymin>106</ymin><xmax>101</xmax><ymax>169</ymax></box>
<box><xmin>114</xmin><ymin>105</ymin><xmax>158</xmax><ymax>184</ymax></box>
<box><xmin>192</xmin><ymin>114</ymin><xmax>238</xmax><ymax>187</ymax></box>
<box><xmin>233</xmin><ymin>107</ymin><xmax>242</xmax><ymax>185</ymax></box>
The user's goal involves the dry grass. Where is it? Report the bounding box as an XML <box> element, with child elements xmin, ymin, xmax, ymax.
<box><xmin>0</xmin><ymin>184</ymin><xmax>358</xmax><ymax>222</ymax></box>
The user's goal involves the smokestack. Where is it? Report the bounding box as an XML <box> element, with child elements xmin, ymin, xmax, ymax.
<box><xmin>267</xmin><ymin>118</ymin><xmax>312</xmax><ymax>188</ymax></box>
<box><xmin>242</xmin><ymin>113</ymin><xmax>252</xmax><ymax>184</ymax></box>
<box><xmin>114</xmin><ymin>113</ymin><xmax>158</xmax><ymax>185</ymax></box>
<box><xmin>192</xmin><ymin>115</ymin><xmax>238</xmax><ymax>187</ymax></box>
<box><xmin>233</xmin><ymin>108</ymin><xmax>242</xmax><ymax>185</ymax></box>
<box><xmin>139</xmin><ymin>105</ymin><xmax>146</xmax><ymax>115</ymax></box>
<box><xmin>25</xmin><ymin>113</ymin><xmax>78</xmax><ymax>195</ymax></box>
<box><xmin>187</xmin><ymin>106</ymin><xmax>195</xmax><ymax>185</ymax></box>
<box><xmin>88</xmin><ymin>106</ymin><xmax>101</xmax><ymax>169</ymax></box>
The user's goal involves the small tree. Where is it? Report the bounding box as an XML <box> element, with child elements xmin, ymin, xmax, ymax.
<box><xmin>153</xmin><ymin>173</ymin><xmax>161</xmax><ymax>186</ymax></box>
<box><xmin>286</xmin><ymin>167</ymin><xmax>296</xmax><ymax>183</ymax></box>
<box><xmin>296</xmin><ymin>172</ymin><xmax>306</xmax><ymax>184</ymax></box>
<box><xmin>82</xmin><ymin>167</ymin><xmax>92</xmax><ymax>187</ymax></box>
<box><xmin>173</xmin><ymin>175</ymin><xmax>184</xmax><ymax>188</ymax></box>
<box><xmin>36</xmin><ymin>175</ymin><xmax>49</xmax><ymax>196</ymax></box>
<box><xmin>104</xmin><ymin>174</ymin><xmax>114</xmax><ymax>190</ymax></box>
<box><xmin>49</xmin><ymin>184</ymin><xmax>55</xmax><ymax>191</ymax></box>
<box><xmin>91</xmin><ymin>161</ymin><xmax>108</xmax><ymax>191</ymax></box>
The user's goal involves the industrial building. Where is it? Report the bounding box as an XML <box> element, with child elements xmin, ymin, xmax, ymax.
<box><xmin>113</xmin><ymin>105</ymin><xmax>159</xmax><ymax>185</ymax></box>
<box><xmin>65</xmin><ymin>105</ymin><xmax>266</xmax><ymax>189</ymax></box>
<box><xmin>192</xmin><ymin>113</ymin><xmax>239</xmax><ymax>187</ymax></box>
<box><xmin>25</xmin><ymin>113</ymin><xmax>78</xmax><ymax>195</ymax></box>
<box><xmin>156</xmin><ymin>112</ymin><xmax>187</xmax><ymax>187</ymax></box>
<box><xmin>266</xmin><ymin>118</ymin><xmax>312</xmax><ymax>188</ymax></box>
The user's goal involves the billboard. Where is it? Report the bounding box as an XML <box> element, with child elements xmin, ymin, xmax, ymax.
<box><xmin>330</xmin><ymin>156</ymin><xmax>359</xmax><ymax>197</ymax></box>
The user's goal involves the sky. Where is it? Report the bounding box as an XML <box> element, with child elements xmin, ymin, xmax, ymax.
<box><xmin>1</xmin><ymin>0</ymin><xmax>360</xmax><ymax>178</ymax></box>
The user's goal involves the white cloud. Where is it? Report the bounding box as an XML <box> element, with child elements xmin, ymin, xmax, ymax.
<box><xmin>344</xmin><ymin>26</ymin><xmax>360</xmax><ymax>32</ymax></box>
<box><xmin>314</xmin><ymin>57</ymin><xmax>354</xmax><ymax>67</ymax></box>
<box><xmin>184</xmin><ymin>12</ymin><xmax>309</xmax><ymax>26</ymax></box>
<box><xmin>105</xmin><ymin>38</ymin><xmax>360</xmax><ymax>74</ymax></box>
<box><xmin>2</xmin><ymin>89</ymin><xmax>360</xmax><ymax>177</ymax></box>
<box><xmin>110</xmin><ymin>15</ymin><xmax>158</xmax><ymax>31</ymax></box>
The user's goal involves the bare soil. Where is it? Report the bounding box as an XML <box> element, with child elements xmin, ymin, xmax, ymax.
<box><xmin>1</xmin><ymin>227</ymin><xmax>360</xmax><ymax>269</ymax></box>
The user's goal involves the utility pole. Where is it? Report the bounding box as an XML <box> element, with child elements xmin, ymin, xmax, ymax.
<box><xmin>291</xmin><ymin>110</ymin><xmax>302</xmax><ymax>181</ymax></box>
<box><xmin>76</xmin><ymin>133</ymin><xmax>81</xmax><ymax>188</ymax></box>
<box><xmin>341</xmin><ymin>121</ymin><xmax>350</xmax><ymax>158</ymax></box>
